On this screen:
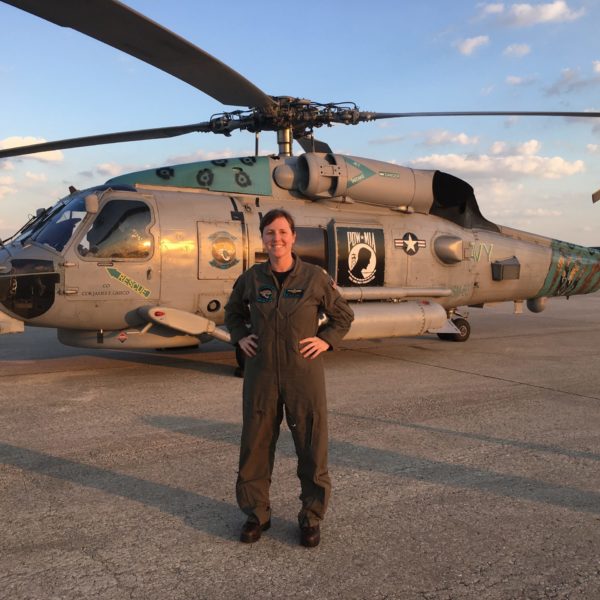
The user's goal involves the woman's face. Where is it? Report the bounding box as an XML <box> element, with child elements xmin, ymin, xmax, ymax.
<box><xmin>262</xmin><ymin>216</ymin><xmax>296</xmax><ymax>264</ymax></box>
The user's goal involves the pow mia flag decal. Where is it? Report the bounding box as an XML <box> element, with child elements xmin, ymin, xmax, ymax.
<box><xmin>395</xmin><ymin>232</ymin><xmax>426</xmax><ymax>256</ymax></box>
<box><xmin>336</xmin><ymin>227</ymin><xmax>385</xmax><ymax>287</ymax></box>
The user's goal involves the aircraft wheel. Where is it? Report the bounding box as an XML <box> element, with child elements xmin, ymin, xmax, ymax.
<box><xmin>437</xmin><ymin>317</ymin><xmax>471</xmax><ymax>342</ymax></box>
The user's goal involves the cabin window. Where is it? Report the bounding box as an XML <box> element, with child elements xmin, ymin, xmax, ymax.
<box><xmin>294</xmin><ymin>227</ymin><xmax>328</xmax><ymax>268</ymax></box>
<box><xmin>77</xmin><ymin>200</ymin><xmax>153</xmax><ymax>260</ymax></box>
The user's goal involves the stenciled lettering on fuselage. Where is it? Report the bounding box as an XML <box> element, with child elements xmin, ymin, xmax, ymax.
<box><xmin>81</xmin><ymin>290</ymin><xmax>131</xmax><ymax>297</ymax></box>
<box><xmin>394</xmin><ymin>232</ymin><xmax>426</xmax><ymax>256</ymax></box>
<box><xmin>106</xmin><ymin>267</ymin><xmax>151</xmax><ymax>298</ymax></box>
<box><xmin>336</xmin><ymin>227</ymin><xmax>385</xmax><ymax>286</ymax></box>
<box><xmin>537</xmin><ymin>240</ymin><xmax>600</xmax><ymax>297</ymax></box>
<box><xmin>450</xmin><ymin>284</ymin><xmax>472</xmax><ymax>298</ymax></box>
<box><xmin>469</xmin><ymin>242</ymin><xmax>494</xmax><ymax>262</ymax></box>
<box><xmin>209</xmin><ymin>230</ymin><xmax>239</xmax><ymax>270</ymax></box>
<box><xmin>343</xmin><ymin>157</ymin><xmax>377</xmax><ymax>188</ymax></box>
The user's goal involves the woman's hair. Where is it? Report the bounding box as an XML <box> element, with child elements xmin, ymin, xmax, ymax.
<box><xmin>259</xmin><ymin>208</ymin><xmax>296</xmax><ymax>235</ymax></box>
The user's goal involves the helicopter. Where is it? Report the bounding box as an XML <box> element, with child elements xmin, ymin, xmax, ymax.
<box><xmin>1</xmin><ymin>0</ymin><xmax>599</xmax><ymax>357</ymax></box>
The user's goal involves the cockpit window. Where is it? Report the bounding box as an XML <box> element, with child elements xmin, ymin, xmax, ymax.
<box><xmin>32</xmin><ymin>196</ymin><xmax>87</xmax><ymax>252</ymax></box>
<box><xmin>77</xmin><ymin>200</ymin><xmax>153</xmax><ymax>260</ymax></box>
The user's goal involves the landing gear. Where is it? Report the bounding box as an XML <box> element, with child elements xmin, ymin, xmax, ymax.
<box><xmin>437</xmin><ymin>317</ymin><xmax>471</xmax><ymax>342</ymax></box>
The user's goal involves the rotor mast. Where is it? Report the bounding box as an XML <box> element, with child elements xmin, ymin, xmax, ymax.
<box><xmin>277</xmin><ymin>127</ymin><xmax>293</xmax><ymax>157</ymax></box>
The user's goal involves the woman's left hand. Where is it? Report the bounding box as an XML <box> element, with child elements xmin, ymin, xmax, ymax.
<box><xmin>299</xmin><ymin>337</ymin><xmax>330</xmax><ymax>359</ymax></box>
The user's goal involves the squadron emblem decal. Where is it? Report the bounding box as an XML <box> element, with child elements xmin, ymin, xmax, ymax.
<box><xmin>395</xmin><ymin>233</ymin><xmax>426</xmax><ymax>256</ymax></box>
<box><xmin>209</xmin><ymin>231</ymin><xmax>239</xmax><ymax>270</ymax></box>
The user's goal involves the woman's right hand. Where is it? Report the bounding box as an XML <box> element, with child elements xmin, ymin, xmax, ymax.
<box><xmin>238</xmin><ymin>334</ymin><xmax>258</xmax><ymax>357</ymax></box>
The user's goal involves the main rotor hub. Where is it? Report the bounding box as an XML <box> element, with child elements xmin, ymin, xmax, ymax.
<box><xmin>208</xmin><ymin>98</ymin><xmax>363</xmax><ymax>140</ymax></box>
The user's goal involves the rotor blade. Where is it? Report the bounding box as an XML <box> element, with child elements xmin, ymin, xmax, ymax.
<box><xmin>362</xmin><ymin>111</ymin><xmax>600</xmax><ymax>120</ymax></box>
<box><xmin>0</xmin><ymin>122</ymin><xmax>214</xmax><ymax>159</ymax></box>
<box><xmin>2</xmin><ymin>0</ymin><xmax>275</xmax><ymax>110</ymax></box>
<box><xmin>296</xmin><ymin>136</ymin><xmax>333</xmax><ymax>154</ymax></box>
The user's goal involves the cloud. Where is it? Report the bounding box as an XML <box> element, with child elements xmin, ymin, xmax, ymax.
<box><xmin>474</xmin><ymin>138</ymin><xmax>538</xmax><ymax>157</ymax></box>
<box><xmin>506</xmin><ymin>74</ymin><xmax>536</xmax><ymax>85</ymax></box>
<box><xmin>423</xmin><ymin>130</ymin><xmax>480</xmax><ymax>146</ymax></box>
<box><xmin>523</xmin><ymin>207</ymin><xmax>562</xmax><ymax>216</ymax></box>
<box><xmin>506</xmin><ymin>1</ymin><xmax>584</xmax><ymax>26</ymax></box>
<box><xmin>0</xmin><ymin>176</ymin><xmax>16</xmax><ymax>200</ymax></box>
<box><xmin>0</xmin><ymin>137</ymin><xmax>64</xmax><ymax>162</ymax></box>
<box><xmin>587</xmin><ymin>144</ymin><xmax>600</xmax><ymax>154</ymax></box>
<box><xmin>479</xmin><ymin>3</ymin><xmax>505</xmax><ymax>17</ymax></box>
<box><xmin>517</xmin><ymin>139</ymin><xmax>541</xmax><ymax>155</ymax></box>
<box><xmin>25</xmin><ymin>171</ymin><xmax>47</xmax><ymax>183</ymax></box>
<box><xmin>166</xmin><ymin>149</ymin><xmax>238</xmax><ymax>164</ymax></box>
<box><xmin>545</xmin><ymin>64</ymin><xmax>600</xmax><ymax>95</ymax></box>
<box><xmin>96</xmin><ymin>162</ymin><xmax>125</xmax><ymax>177</ymax></box>
<box><xmin>410</xmin><ymin>142</ymin><xmax>584</xmax><ymax>180</ymax></box>
<box><xmin>369</xmin><ymin>135</ymin><xmax>406</xmax><ymax>145</ymax></box>
<box><xmin>490</xmin><ymin>141</ymin><xmax>508</xmax><ymax>154</ymax></box>
<box><xmin>0</xmin><ymin>160</ymin><xmax>15</xmax><ymax>171</ymax></box>
<box><xmin>503</xmin><ymin>116</ymin><xmax>521</xmax><ymax>128</ymax></box>
<box><xmin>503</xmin><ymin>43</ymin><xmax>531</xmax><ymax>57</ymax></box>
<box><xmin>456</xmin><ymin>36</ymin><xmax>490</xmax><ymax>56</ymax></box>
<box><xmin>479</xmin><ymin>1</ymin><xmax>585</xmax><ymax>26</ymax></box>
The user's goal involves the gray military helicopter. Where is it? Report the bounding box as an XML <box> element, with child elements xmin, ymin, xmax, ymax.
<box><xmin>1</xmin><ymin>0</ymin><xmax>600</xmax><ymax>357</ymax></box>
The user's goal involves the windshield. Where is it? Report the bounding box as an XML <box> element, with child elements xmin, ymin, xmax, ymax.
<box><xmin>9</xmin><ymin>194</ymin><xmax>87</xmax><ymax>252</ymax></box>
<box><xmin>5</xmin><ymin>185</ymin><xmax>137</xmax><ymax>250</ymax></box>
<box><xmin>32</xmin><ymin>196</ymin><xmax>88</xmax><ymax>252</ymax></box>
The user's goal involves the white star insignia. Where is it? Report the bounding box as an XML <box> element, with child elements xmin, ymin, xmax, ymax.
<box><xmin>404</xmin><ymin>234</ymin><xmax>417</xmax><ymax>253</ymax></box>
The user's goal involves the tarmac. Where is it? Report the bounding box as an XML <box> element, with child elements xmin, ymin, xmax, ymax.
<box><xmin>1</xmin><ymin>293</ymin><xmax>599</xmax><ymax>600</ymax></box>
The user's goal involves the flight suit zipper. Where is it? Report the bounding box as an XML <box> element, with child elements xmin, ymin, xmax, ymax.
<box><xmin>272</xmin><ymin>268</ymin><xmax>294</xmax><ymax>402</ymax></box>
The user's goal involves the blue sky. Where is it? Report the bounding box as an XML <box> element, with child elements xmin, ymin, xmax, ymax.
<box><xmin>1</xmin><ymin>0</ymin><xmax>599</xmax><ymax>244</ymax></box>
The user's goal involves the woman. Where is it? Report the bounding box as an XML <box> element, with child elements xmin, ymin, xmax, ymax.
<box><xmin>225</xmin><ymin>209</ymin><xmax>354</xmax><ymax>547</ymax></box>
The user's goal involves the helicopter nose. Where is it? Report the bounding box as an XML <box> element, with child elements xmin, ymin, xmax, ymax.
<box><xmin>0</xmin><ymin>248</ymin><xmax>60</xmax><ymax>321</ymax></box>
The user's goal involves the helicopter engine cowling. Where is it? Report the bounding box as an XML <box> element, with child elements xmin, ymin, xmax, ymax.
<box><xmin>286</xmin><ymin>153</ymin><xmax>436</xmax><ymax>213</ymax></box>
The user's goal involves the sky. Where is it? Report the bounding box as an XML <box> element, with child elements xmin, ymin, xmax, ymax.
<box><xmin>1</xmin><ymin>0</ymin><xmax>600</xmax><ymax>245</ymax></box>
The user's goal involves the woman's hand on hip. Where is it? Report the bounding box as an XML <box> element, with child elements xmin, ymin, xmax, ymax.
<box><xmin>238</xmin><ymin>334</ymin><xmax>258</xmax><ymax>357</ymax></box>
<box><xmin>299</xmin><ymin>337</ymin><xmax>330</xmax><ymax>359</ymax></box>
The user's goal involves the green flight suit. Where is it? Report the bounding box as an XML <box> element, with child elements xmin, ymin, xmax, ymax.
<box><xmin>225</xmin><ymin>256</ymin><xmax>354</xmax><ymax>527</ymax></box>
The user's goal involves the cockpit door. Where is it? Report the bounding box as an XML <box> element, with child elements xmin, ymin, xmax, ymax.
<box><xmin>62</xmin><ymin>196</ymin><xmax>160</xmax><ymax>309</ymax></box>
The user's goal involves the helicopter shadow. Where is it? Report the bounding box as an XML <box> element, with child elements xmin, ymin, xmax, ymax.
<box><xmin>145</xmin><ymin>415</ymin><xmax>600</xmax><ymax>516</ymax></box>
<box><xmin>0</xmin><ymin>327</ymin><xmax>236</xmax><ymax>377</ymax></box>
<box><xmin>0</xmin><ymin>440</ymin><xmax>297</xmax><ymax>546</ymax></box>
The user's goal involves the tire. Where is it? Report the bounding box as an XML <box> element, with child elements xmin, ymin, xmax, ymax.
<box><xmin>437</xmin><ymin>317</ymin><xmax>471</xmax><ymax>342</ymax></box>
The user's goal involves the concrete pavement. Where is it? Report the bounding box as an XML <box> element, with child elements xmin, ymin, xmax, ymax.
<box><xmin>1</xmin><ymin>293</ymin><xmax>599</xmax><ymax>599</ymax></box>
